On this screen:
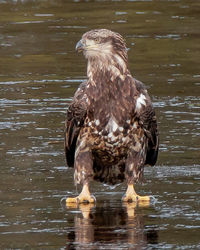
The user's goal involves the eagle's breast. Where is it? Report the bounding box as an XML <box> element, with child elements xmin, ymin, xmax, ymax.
<box><xmin>76</xmin><ymin>77</ymin><xmax>149</xmax><ymax>165</ymax></box>
<box><xmin>80</xmin><ymin>110</ymin><xmax>144</xmax><ymax>165</ymax></box>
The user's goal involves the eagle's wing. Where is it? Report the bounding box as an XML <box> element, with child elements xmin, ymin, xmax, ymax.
<box><xmin>134</xmin><ymin>79</ymin><xmax>159</xmax><ymax>166</ymax></box>
<box><xmin>64</xmin><ymin>81</ymin><xmax>88</xmax><ymax>167</ymax></box>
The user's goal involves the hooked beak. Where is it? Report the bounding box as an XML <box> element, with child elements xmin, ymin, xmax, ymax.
<box><xmin>75</xmin><ymin>40</ymin><xmax>84</xmax><ymax>52</ymax></box>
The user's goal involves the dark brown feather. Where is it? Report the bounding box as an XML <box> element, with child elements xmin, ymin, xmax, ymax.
<box><xmin>64</xmin><ymin>82</ymin><xmax>87</xmax><ymax>167</ymax></box>
<box><xmin>134</xmin><ymin>79</ymin><xmax>159</xmax><ymax>166</ymax></box>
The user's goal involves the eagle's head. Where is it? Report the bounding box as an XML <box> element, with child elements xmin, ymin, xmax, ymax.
<box><xmin>76</xmin><ymin>29</ymin><xmax>128</xmax><ymax>78</ymax></box>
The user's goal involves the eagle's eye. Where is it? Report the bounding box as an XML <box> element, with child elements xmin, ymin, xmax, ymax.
<box><xmin>94</xmin><ymin>37</ymin><xmax>100</xmax><ymax>43</ymax></box>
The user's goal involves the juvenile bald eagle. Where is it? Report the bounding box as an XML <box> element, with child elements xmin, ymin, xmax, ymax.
<box><xmin>65</xmin><ymin>29</ymin><xmax>159</xmax><ymax>204</ymax></box>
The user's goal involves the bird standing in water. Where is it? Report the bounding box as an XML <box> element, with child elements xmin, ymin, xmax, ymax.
<box><xmin>64</xmin><ymin>29</ymin><xmax>159</xmax><ymax>204</ymax></box>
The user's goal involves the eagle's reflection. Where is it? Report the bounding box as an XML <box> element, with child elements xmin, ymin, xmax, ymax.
<box><xmin>65</xmin><ymin>202</ymin><xmax>158</xmax><ymax>249</ymax></box>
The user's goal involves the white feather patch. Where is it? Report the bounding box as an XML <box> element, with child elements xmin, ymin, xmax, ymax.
<box><xmin>108</xmin><ymin>132</ymin><xmax>116</xmax><ymax>142</ymax></box>
<box><xmin>119</xmin><ymin>126</ymin><xmax>124</xmax><ymax>132</ymax></box>
<box><xmin>106</xmin><ymin>117</ymin><xmax>119</xmax><ymax>133</ymax></box>
<box><xmin>95</xmin><ymin>119</ymin><xmax>100</xmax><ymax>126</ymax></box>
<box><xmin>136</xmin><ymin>93</ymin><xmax>146</xmax><ymax>111</ymax></box>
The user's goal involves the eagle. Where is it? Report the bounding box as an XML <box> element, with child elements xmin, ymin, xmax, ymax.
<box><xmin>65</xmin><ymin>29</ymin><xmax>159</xmax><ymax>204</ymax></box>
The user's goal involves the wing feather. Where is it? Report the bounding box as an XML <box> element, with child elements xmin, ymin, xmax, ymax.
<box><xmin>64</xmin><ymin>82</ymin><xmax>88</xmax><ymax>167</ymax></box>
<box><xmin>143</xmin><ymin>107</ymin><xmax>159</xmax><ymax>166</ymax></box>
<box><xmin>134</xmin><ymin>79</ymin><xmax>159</xmax><ymax>166</ymax></box>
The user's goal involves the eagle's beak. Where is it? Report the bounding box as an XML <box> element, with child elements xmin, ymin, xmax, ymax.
<box><xmin>75</xmin><ymin>40</ymin><xmax>84</xmax><ymax>52</ymax></box>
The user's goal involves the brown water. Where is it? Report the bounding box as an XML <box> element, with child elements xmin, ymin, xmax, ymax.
<box><xmin>0</xmin><ymin>0</ymin><xmax>200</xmax><ymax>249</ymax></box>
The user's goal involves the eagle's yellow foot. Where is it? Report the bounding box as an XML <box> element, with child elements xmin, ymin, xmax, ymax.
<box><xmin>66</xmin><ymin>195</ymin><xmax>95</xmax><ymax>204</ymax></box>
<box><xmin>122</xmin><ymin>184</ymin><xmax>150</xmax><ymax>203</ymax></box>
<box><xmin>66</xmin><ymin>183</ymin><xmax>96</xmax><ymax>205</ymax></box>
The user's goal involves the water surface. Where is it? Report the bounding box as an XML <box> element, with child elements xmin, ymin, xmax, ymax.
<box><xmin>0</xmin><ymin>0</ymin><xmax>200</xmax><ymax>249</ymax></box>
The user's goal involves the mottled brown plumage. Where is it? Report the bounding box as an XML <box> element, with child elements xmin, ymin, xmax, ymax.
<box><xmin>65</xmin><ymin>29</ymin><xmax>159</xmax><ymax>204</ymax></box>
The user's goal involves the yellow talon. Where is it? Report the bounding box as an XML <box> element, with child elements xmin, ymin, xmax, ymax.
<box><xmin>66</xmin><ymin>183</ymin><xmax>96</xmax><ymax>205</ymax></box>
<box><xmin>122</xmin><ymin>184</ymin><xmax>151</xmax><ymax>204</ymax></box>
<box><xmin>66</xmin><ymin>197</ymin><xmax>78</xmax><ymax>204</ymax></box>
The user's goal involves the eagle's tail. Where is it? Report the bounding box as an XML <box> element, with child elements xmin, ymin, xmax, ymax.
<box><xmin>93</xmin><ymin>164</ymin><xmax>125</xmax><ymax>185</ymax></box>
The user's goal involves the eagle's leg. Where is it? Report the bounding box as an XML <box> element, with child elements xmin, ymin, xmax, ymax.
<box><xmin>66</xmin><ymin>149</ymin><xmax>95</xmax><ymax>204</ymax></box>
<box><xmin>122</xmin><ymin>151</ymin><xmax>150</xmax><ymax>203</ymax></box>
<box><xmin>122</xmin><ymin>184</ymin><xmax>150</xmax><ymax>203</ymax></box>
<box><xmin>66</xmin><ymin>183</ymin><xmax>95</xmax><ymax>204</ymax></box>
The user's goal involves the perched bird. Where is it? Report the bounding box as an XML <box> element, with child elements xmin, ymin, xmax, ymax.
<box><xmin>65</xmin><ymin>29</ymin><xmax>159</xmax><ymax>204</ymax></box>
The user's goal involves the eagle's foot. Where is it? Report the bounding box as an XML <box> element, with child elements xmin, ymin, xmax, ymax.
<box><xmin>66</xmin><ymin>183</ymin><xmax>96</xmax><ymax>205</ymax></box>
<box><xmin>122</xmin><ymin>184</ymin><xmax>150</xmax><ymax>203</ymax></box>
<box><xmin>66</xmin><ymin>195</ymin><xmax>95</xmax><ymax>204</ymax></box>
<box><xmin>122</xmin><ymin>194</ymin><xmax>150</xmax><ymax>203</ymax></box>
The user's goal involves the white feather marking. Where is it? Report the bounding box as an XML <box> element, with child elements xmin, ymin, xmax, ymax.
<box><xmin>95</xmin><ymin>119</ymin><xmax>100</xmax><ymax>126</ymax></box>
<box><xmin>114</xmin><ymin>54</ymin><xmax>126</xmax><ymax>73</ymax></box>
<box><xmin>108</xmin><ymin>132</ymin><xmax>113</xmax><ymax>138</ymax></box>
<box><xmin>119</xmin><ymin>126</ymin><xmax>124</xmax><ymax>132</ymax></box>
<box><xmin>81</xmin><ymin>170</ymin><xmax>86</xmax><ymax>177</ymax></box>
<box><xmin>133</xmin><ymin>122</ymin><xmax>137</xmax><ymax>128</ymax></box>
<box><xmin>108</xmin><ymin>132</ymin><xmax>116</xmax><ymax>142</ymax></box>
<box><xmin>112</xmin><ymin>119</ymin><xmax>118</xmax><ymax>132</ymax></box>
<box><xmin>122</xmin><ymin>137</ymin><xmax>127</xmax><ymax>143</ymax></box>
<box><xmin>136</xmin><ymin>94</ymin><xmax>146</xmax><ymax>111</ymax></box>
<box><xmin>106</xmin><ymin>117</ymin><xmax>119</xmax><ymax>133</ymax></box>
<box><xmin>75</xmin><ymin>140</ymin><xmax>85</xmax><ymax>159</ymax></box>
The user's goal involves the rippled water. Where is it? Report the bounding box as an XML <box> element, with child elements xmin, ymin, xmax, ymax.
<box><xmin>0</xmin><ymin>0</ymin><xmax>200</xmax><ymax>249</ymax></box>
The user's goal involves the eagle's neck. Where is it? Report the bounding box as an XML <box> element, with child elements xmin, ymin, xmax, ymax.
<box><xmin>87</xmin><ymin>53</ymin><xmax>129</xmax><ymax>83</ymax></box>
<box><xmin>86</xmin><ymin>53</ymin><xmax>132</xmax><ymax>125</ymax></box>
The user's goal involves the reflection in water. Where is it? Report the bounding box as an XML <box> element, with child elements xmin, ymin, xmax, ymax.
<box><xmin>65</xmin><ymin>203</ymin><xmax>158</xmax><ymax>249</ymax></box>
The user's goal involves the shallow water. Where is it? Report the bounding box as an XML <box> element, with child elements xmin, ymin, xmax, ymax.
<box><xmin>0</xmin><ymin>0</ymin><xmax>200</xmax><ymax>249</ymax></box>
